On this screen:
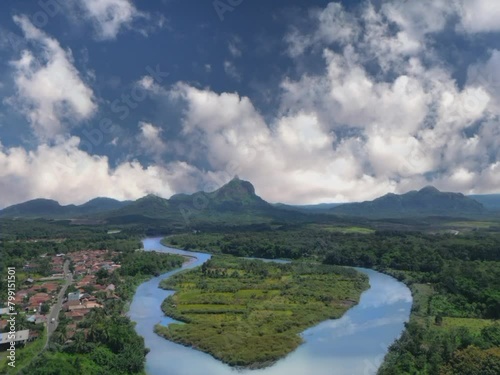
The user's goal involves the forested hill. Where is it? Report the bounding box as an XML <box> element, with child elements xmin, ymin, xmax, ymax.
<box><xmin>0</xmin><ymin>197</ymin><xmax>130</xmax><ymax>218</ymax></box>
<box><xmin>468</xmin><ymin>194</ymin><xmax>500</xmax><ymax>210</ymax></box>
<box><xmin>105</xmin><ymin>177</ymin><xmax>302</xmax><ymax>225</ymax></box>
<box><xmin>331</xmin><ymin>186</ymin><xmax>486</xmax><ymax>218</ymax></box>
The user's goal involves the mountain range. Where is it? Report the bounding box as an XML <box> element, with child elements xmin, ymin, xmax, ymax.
<box><xmin>0</xmin><ymin>197</ymin><xmax>130</xmax><ymax>218</ymax></box>
<box><xmin>468</xmin><ymin>194</ymin><xmax>500</xmax><ymax>210</ymax></box>
<box><xmin>0</xmin><ymin>178</ymin><xmax>498</xmax><ymax>222</ymax></box>
<box><xmin>331</xmin><ymin>186</ymin><xmax>487</xmax><ymax>218</ymax></box>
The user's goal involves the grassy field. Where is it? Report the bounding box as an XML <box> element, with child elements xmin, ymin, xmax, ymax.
<box><xmin>408</xmin><ymin>283</ymin><xmax>435</xmax><ymax>322</ymax></box>
<box><xmin>444</xmin><ymin>220</ymin><xmax>499</xmax><ymax>229</ymax></box>
<box><xmin>440</xmin><ymin>317</ymin><xmax>496</xmax><ymax>334</ymax></box>
<box><xmin>424</xmin><ymin>218</ymin><xmax>500</xmax><ymax>234</ymax></box>
<box><xmin>407</xmin><ymin>283</ymin><xmax>496</xmax><ymax>333</ymax></box>
<box><xmin>155</xmin><ymin>255</ymin><xmax>369</xmax><ymax>368</ymax></box>
<box><xmin>311</xmin><ymin>224</ymin><xmax>375</xmax><ymax>234</ymax></box>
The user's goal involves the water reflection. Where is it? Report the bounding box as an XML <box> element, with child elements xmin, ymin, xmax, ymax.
<box><xmin>128</xmin><ymin>238</ymin><xmax>412</xmax><ymax>375</ymax></box>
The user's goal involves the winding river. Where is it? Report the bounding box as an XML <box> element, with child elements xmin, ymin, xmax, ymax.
<box><xmin>129</xmin><ymin>237</ymin><xmax>412</xmax><ymax>375</ymax></box>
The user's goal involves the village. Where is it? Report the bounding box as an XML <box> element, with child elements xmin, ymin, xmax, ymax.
<box><xmin>1</xmin><ymin>250</ymin><xmax>122</xmax><ymax>346</ymax></box>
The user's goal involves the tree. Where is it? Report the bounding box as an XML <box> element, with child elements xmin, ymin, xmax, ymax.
<box><xmin>40</xmin><ymin>302</ymin><xmax>50</xmax><ymax>314</ymax></box>
<box><xmin>480</xmin><ymin>324</ymin><xmax>500</xmax><ymax>348</ymax></box>
<box><xmin>95</xmin><ymin>268</ymin><xmax>109</xmax><ymax>284</ymax></box>
<box><xmin>441</xmin><ymin>346</ymin><xmax>500</xmax><ymax>375</ymax></box>
<box><xmin>435</xmin><ymin>314</ymin><xmax>443</xmax><ymax>326</ymax></box>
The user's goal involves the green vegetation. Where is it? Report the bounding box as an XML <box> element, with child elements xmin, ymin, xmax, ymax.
<box><xmin>111</xmin><ymin>250</ymin><xmax>185</xmax><ymax>303</ymax></box>
<box><xmin>156</xmin><ymin>255</ymin><xmax>368</xmax><ymax>368</ymax></box>
<box><xmin>378</xmin><ymin>319</ymin><xmax>500</xmax><ymax>375</ymax></box>
<box><xmin>306</xmin><ymin>224</ymin><xmax>375</xmax><ymax>234</ymax></box>
<box><xmin>378</xmin><ymin>267</ymin><xmax>500</xmax><ymax>375</ymax></box>
<box><xmin>441</xmin><ymin>317</ymin><xmax>496</xmax><ymax>334</ymax></box>
<box><xmin>23</xmin><ymin>311</ymin><xmax>148</xmax><ymax>375</ymax></box>
<box><xmin>445</xmin><ymin>220</ymin><xmax>497</xmax><ymax>229</ymax></box>
<box><xmin>0</xmin><ymin>221</ymin><xmax>185</xmax><ymax>375</ymax></box>
<box><xmin>165</xmin><ymin>225</ymin><xmax>500</xmax><ymax>373</ymax></box>
<box><xmin>18</xmin><ymin>250</ymin><xmax>184</xmax><ymax>375</ymax></box>
<box><xmin>167</xmin><ymin>229</ymin><xmax>500</xmax><ymax>318</ymax></box>
<box><xmin>21</xmin><ymin>351</ymin><xmax>146</xmax><ymax>375</ymax></box>
<box><xmin>2</xmin><ymin>185</ymin><xmax>500</xmax><ymax>374</ymax></box>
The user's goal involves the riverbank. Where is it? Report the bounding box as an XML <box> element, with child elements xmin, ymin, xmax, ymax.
<box><xmin>161</xmin><ymin>237</ymin><xmax>213</xmax><ymax>255</ymax></box>
<box><xmin>377</xmin><ymin>269</ymin><xmax>500</xmax><ymax>374</ymax></box>
<box><xmin>7</xmin><ymin>249</ymin><xmax>186</xmax><ymax>375</ymax></box>
<box><xmin>131</xmin><ymin>237</ymin><xmax>412</xmax><ymax>375</ymax></box>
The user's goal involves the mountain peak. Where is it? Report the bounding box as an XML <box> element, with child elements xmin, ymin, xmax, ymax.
<box><xmin>220</xmin><ymin>177</ymin><xmax>256</xmax><ymax>196</ymax></box>
<box><xmin>419</xmin><ymin>186</ymin><xmax>440</xmax><ymax>194</ymax></box>
<box><xmin>194</xmin><ymin>178</ymin><xmax>271</xmax><ymax>212</ymax></box>
<box><xmin>135</xmin><ymin>194</ymin><xmax>169</xmax><ymax>206</ymax></box>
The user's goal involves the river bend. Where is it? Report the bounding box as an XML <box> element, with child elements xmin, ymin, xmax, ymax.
<box><xmin>128</xmin><ymin>237</ymin><xmax>412</xmax><ymax>375</ymax></box>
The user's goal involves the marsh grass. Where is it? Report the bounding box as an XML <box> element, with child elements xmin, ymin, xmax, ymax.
<box><xmin>156</xmin><ymin>255</ymin><xmax>368</xmax><ymax>368</ymax></box>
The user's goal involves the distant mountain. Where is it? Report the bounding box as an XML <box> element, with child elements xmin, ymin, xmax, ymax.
<box><xmin>107</xmin><ymin>194</ymin><xmax>173</xmax><ymax>220</ymax></box>
<box><xmin>331</xmin><ymin>186</ymin><xmax>486</xmax><ymax>218</ymax></box>
<box><xmin>275</xmin><ymin>202</ymin><xmax>343</xmax><ymax>212</ymax></box>
<box><xmin>3</xmin><ymin>181</ymin><xmax>493</xmax><ymax>223</ymax></box>
<box><xmin>0</xmin><ymin>197</ymin><xmax>130</xmax><ymax>218</ymax></box>
<box><xmin>77</xmin><ymin>197</ymin><xmax>131</xmax><ymax>214</ymax></box>
<box><xmin>106</xmin><ymin>177</ymin><xmax>282</xmax><ymax>225</ymax></box>
<box><xmin>468</xmin><ymin>194</ymin><xmax>500</xmax><ymax>210</ymax></box>
<box><xmin>0</xmin><ymin>199</ymin><xmax>75</xmax><ymax>218</ymax></box>
<box><xmin>0</xmin><ymin>178</ymin><xmax>293</xmax><ymax>225</ymax></box>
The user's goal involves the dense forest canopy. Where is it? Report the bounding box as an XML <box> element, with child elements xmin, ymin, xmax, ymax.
<box><xmin>1</xmin><ymin>215</ymin><xmax>499</xmax><ymax>374</ymax></box>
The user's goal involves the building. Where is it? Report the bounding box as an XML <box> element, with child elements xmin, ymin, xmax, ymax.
<box><xmin>0</xmin><ymin>330</ymin><xmax>30</xmax><ymax>345</ymax></box>
<box><xmin>67</xmin><ymin>292</ymin><xmax>81</xmax><ymax>302</ymax></box>
<box><xmin>27</xmin><ymin>315</ymin><xmax>46</xmax><ymax>324</ymax></box>
<box><xmin>29</xmin><ymin>293</ymin><xmax>51</xmax><ymax>306</ymax></box>
<box><xmin>65</xmin><ymin>309</ymin><xmax>90</xmax><ymax>321</ymax></box>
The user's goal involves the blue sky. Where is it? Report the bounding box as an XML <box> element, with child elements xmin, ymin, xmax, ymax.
<box><xmin>0</xmin><ymin>0</ymin><xmax>500</xmax><ymax>207</ymax></box>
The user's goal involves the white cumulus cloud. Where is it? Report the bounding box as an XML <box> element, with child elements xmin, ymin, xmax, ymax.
<box><xmin>459</xmin><ymin>0</ymin><xmax>500</xmax><ymax>33</ymax></box>
<box><xmin>9</xmin><ymin>15</ymin><xmax>97</xmax><ymax>141</ymax></box>
<box><xmin>148</xmin><ymin>1</ymin><xmax>500</xmax><ymax>204</ymax></box>
<box><xmin>138</xmin><ymin>121</ymin><xmax>167</xmax><ymax>159</ymax></box>
<box><xmin>0</xmin><ymin>136</ymin><xmax>199</xmax><ymax>208</ymax></box>
<box><xmin>3</xmin><ymin>0</ymin><xmax>500</xmax><ymax>207</ymax></box>
<box><xmin>73</xmin><ymin>0</ymin><xmax>150</xmax><ymax>40</ymax></box>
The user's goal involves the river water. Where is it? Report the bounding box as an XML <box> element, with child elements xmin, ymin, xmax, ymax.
<box><xmin>128</xmin><ymin>237</ymin><xmax>412</xmax><ymax>375</ymax></box>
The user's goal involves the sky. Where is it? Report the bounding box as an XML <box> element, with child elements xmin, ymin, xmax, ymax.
<box><xmin>0</xmin><ymin>0</ymin><xmax>500</xmax><ymax>207</ymax></box>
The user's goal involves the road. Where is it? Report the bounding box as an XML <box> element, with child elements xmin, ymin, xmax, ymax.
<box><xmin>45</xmin><ymin>259</ymin><xmax>73</xmax><ymax>347</ymax></box>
